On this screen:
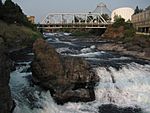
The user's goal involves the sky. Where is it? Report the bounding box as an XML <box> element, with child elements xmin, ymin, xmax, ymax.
<box><xmin>3</xmin><ymin>0</ymin><xmax>150</xmax><ymax>23</ymax></box>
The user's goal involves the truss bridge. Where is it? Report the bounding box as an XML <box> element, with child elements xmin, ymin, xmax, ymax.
<box><xmin>38</xmin><ymin>3</ymin><xmax>111</xmax><ymax>30</ymax></box>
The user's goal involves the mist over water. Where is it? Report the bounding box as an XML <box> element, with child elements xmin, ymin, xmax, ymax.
<box><xmin>10</xmin><ymin>33</ymin><xmax>150</xmax><ymax>113</ymax></box>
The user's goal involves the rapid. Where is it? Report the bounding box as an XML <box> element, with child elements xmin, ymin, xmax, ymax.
<box><xmin>10</xmin><ymin>33</ymin><xmax>150</xmax><ymax>113</ymax></box>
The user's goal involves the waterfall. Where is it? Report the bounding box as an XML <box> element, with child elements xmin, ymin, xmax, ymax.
<box><xmin>95</xmin><ymin>63</ymin><xmax>150</xmax><ymax>112</ymax></box>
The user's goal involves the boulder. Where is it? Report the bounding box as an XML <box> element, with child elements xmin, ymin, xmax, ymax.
<box><xmin>98</xmin><ymin>104</ymin><xmax>142</xmax><ymax>113</ymax></box>
<box><xmin>32</xmin><ymin>38</ymin><xmax>64</xmax><ymax>90</ymax></box>
<box><xmin>32</xmin><ymin>39</ymin><xmax>99</xmax><ymax>104</ymax></box>
<box><xmin>0</xmin><ymin>37</ymin><xmax>14</xmax><ymax>113</ymax></box>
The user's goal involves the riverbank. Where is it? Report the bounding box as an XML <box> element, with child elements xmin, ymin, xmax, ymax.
<box><xmin>0</xmin><ymin>20</ymin><xmax>41</xmax><ymax>113</ymax></box>
<box><xmin>97</xmin><ymin>25</ymin><xmax>150</xmax><ymax>61</ymax></box>
<box><xmin>97</xmin><ymin>40</ymin><xmax>150</xmax><ymax>61</ymax></box>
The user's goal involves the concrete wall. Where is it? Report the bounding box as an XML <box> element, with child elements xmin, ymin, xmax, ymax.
<box><xmin>132</xmin><ymin>10</ymin><xmax>150</xmax><ymax>33</ymax></box>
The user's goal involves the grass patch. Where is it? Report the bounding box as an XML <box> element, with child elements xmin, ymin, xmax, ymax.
<box><xmin>0</xmin><ymin>20</ymin><xmax>42</xmax><ymax>48</ymax></box>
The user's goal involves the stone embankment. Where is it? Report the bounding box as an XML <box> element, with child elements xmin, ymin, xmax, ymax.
<box><xmin>31</xmin><ymin>39</ymin><xmax>99</xmax><ymax>104</ymax></box>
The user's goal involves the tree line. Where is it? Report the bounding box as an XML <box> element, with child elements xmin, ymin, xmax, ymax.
<box><xmin>0</xmin><ymin>0</ymin><xmax>32</xmax><ymax>28</ymax></box>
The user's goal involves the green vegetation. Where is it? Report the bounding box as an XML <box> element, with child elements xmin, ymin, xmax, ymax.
<box><xmin>0</xmin><ymin>0</ymin><xmax>36</xmax><ymax>29</ymax></box>
<box><xmin>112</xmin><ymin>15</ymin><xmax>126</xmax><ymax>28</ymax></box>
<box><xmin>110</xmin><ymin>14</ymin><xmax>149</xmax><ymax>51</ymax></box>
<box><xmin>0</xmin><ymin>20</ymin><xmax>41</xmax><ymax>48</ymax></box>
<box><xmin>0</xmin><ymin>0</ymin><xmax>42</xmax><ymax>49</ymax></box>
<box><xmin>112</xmin><ymin>15</ymin><xmax>135</xmax><ymax>38</ymax></box>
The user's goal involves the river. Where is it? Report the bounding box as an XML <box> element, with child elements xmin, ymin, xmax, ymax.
<box><xmin>10</xmin><ymin>33</ymin><xmax>150</xmax><ymax>113</ymax></box>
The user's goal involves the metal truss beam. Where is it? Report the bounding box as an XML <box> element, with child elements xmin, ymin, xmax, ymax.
<box><xmin>39</xmin><ymin>13</ymin><xmax>111</xmax><ymax>29</ymax></box>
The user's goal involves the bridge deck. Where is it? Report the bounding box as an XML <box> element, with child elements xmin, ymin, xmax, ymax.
<box><xmin>38</xmin><ymin>23</ymin><xmax>111</xmax><ymax>29</ymax></box>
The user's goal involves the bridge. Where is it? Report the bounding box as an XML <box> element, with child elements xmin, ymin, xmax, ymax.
<box><xmin>38</xmin><ymin>3</ymin><xmax>111</xmax><ymax>30</ymax></box>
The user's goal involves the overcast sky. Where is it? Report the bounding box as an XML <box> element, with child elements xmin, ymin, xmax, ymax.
<box><xmin>3</xmin><ymin>0</ymin><xmax>150</xmax><ymax>23</ymax></box>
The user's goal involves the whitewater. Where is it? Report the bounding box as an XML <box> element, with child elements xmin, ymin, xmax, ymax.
<box><xmin>10</xmin><ymin>33</ymin><xmax>150</xmax><ymax>113</ymax></box>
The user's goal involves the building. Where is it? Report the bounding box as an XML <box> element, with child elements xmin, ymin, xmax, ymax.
<box><xmin>131</xmin><ymin>9</ymin><xmax>150</xmax><ymax>33</ymax></box>
<box><xmin>111</xmin><ymin>7</ymin><xmax>134</xmax><ymax>22</ymax></box>
<box><xmin>93</xmin><ymin>2</ymin><xmax>111</xmax><ymax>16</ymax></box>
<box><xmin>27</xmin><ymin>16</ymin><xmax>35</xmax><ymax>24</ymax></box>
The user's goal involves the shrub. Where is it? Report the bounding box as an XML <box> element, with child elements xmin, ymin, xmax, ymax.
<box><xmin>124</xmin><ymin>29</ymin><xmax>135</xmax><ymax>37</ymax></box>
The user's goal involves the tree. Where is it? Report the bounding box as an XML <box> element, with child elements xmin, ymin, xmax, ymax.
<box><xmin>0</xmin><ymin>0</ymin><xmax>3</xmax><ymax>19</ymax></box>
<box><xmin>113</xmin><ymin>15</ymin><xmax>124</xmax><ymax>22</ymax></box>
<box><xmin>112</xmin><ymin>15</ymin><xmax>125</xmax><ymax>28</ymax></box>
<box><xmin>0</xmin><ymin>0</ymin><xmax>2</xmax><ymax>7</ymax></box>
<box><xmin>2</xmin><ymin>0</ymin><xmax>31</xmax><ymax>26</ymax></box>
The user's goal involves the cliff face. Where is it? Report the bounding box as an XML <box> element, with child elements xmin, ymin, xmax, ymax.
<box><xmin>0</xmin><ymin>37</ymin><xmax>13</xmax><ymax>113</ymax></box>
<box><xmin>32</xmin><ymin>39</ymin><xmax>99</xmax><ymax>104</ymax></box>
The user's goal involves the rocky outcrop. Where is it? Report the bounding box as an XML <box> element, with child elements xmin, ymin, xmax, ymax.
<box><xmin>99</xmin><ymin>25</ymin><xmax>150</xmax><ymax>60</ymax></box>
<box><xmin>97</xmin><ymin>43</ymin><xmax>150</xmax><ymax>60</ymax></box>
<box><xmin>32</xmin><ymin>39</ymin><xmax>99</xmax><ymax>104</ymax></box>
<box><xmin>0</xmin><ymin>37</ymin><xmax>14</xmax><ymax>113</ymax></box>
<box><xmin>99</xmin><ymin>104</ymin><xmax>142</xmax><ymax>113</ymax></box>
<box><xmin>102</xmin><ymin>26</ymin><xmax>125</xmax><ymax>39</ymax></box>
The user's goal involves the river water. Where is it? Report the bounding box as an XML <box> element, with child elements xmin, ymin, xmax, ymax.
<box><xmin>10</xmin><ymin>33</ymin><xmax>150</xmax><ymax>113</ymax></box>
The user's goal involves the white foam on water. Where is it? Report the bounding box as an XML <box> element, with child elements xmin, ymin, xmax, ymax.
<box><xmin>95</xmin><ymin>63</ymin><xmax>150</xmax><ymax>112</ymax></box>
<box><xmin>80</xmin><ymin>45</ymin><xmax>96</xmax><ymax>53</ymax></box>
<box><xmin>13</xmin><ymin>91</ymin><xmax>60</xmax><ymax>113</ymax></box>
<box><xmin>56</xmin><ymin>47</ymin><xmax>71</xmax><ymax>54</ymax></box>
<box><xmin>49</xmin><ymin>38</ymin><xmax>76</xmax><ymax>46</ymax></box>
<box><xmin>10</xmin><ymin>61</ymin><xmax>99</xmax><ymax>113</ymax></box>
<box><xmin>109</xmin><ymin>56</ymin><xmax>131</xmax><ymax>60</ymax></box>
<box><xmin>69</xmin><ymin>51</ymin><xmax>105</xmax><ymax>58</ymax></box>
<box><xmin>16</xmin><ymin>61</ymin><xmax>31</xmax><ymax>65</ymax></box>
<box><xmin>10</xmin><ymin>59</ymin><xmax>150</xmax><ymax>113</ymax></box>
<box><xmin>80</xmin><ymin>48</ymin><xmax>92</xmax><ymax>53</ymax></box>
<box><xmin>10</xmin><ymin>62</ymin><xmax>31</xmax><ymax>97</ymax></box>
<box><xmin>46</xmin><ymin>38</ymin><xmax>53</xmax><ymax>41</ymax></box>
<box><xmin>90</xmin><ymin>45</ymin><xmax>96</xmax><ymax>49</ymax></box>
<box><xmin>43</xmin><ymin>33</ymin><xmax>57</xmax><ymax>36</ymax></box>
<box><xmin>63</xmin><ymin>33</ymin><xmax>71</xmax><ymax>36</ymax></box>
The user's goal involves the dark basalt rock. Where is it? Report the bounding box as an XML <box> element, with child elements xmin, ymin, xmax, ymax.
<box><xmin>31</xmin><ymin>39</ymin><xmax>99</xmax><ymax>104</ymax></box>
<box><xmin>0</xmin><ymin>37</ymin><xmax>14</xmax><ymax>113</ymax></box>
<box><xmin>98</xmin><ymin>104</ymin><xmax>142</xmax><ymax>113</ymax></box>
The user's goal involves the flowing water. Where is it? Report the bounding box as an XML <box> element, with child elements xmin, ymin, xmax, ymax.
<box><xmin>10</xmin><ymin>33</ymin><xmax>150</xmax><ymax>113</ymax></box>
